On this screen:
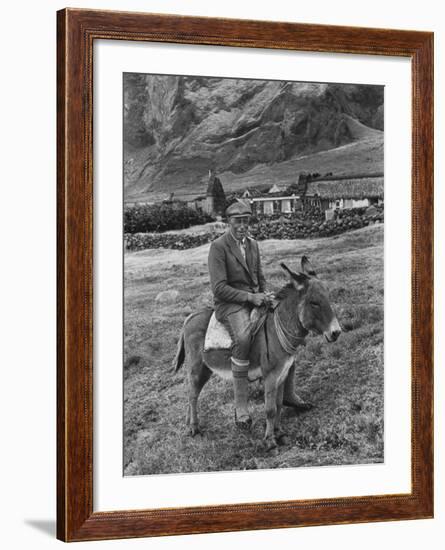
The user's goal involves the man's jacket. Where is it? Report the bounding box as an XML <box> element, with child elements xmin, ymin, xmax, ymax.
<box><xmin>208</xmin><ymin>230</ymin><xmax>266</xmax><ymax>320</ymax></box>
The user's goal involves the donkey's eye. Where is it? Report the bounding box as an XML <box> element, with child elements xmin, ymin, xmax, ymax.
<box><xmin>310</xmin><ymin>302</ymin><xmax>320</xmax><ymax>308</ymax></box>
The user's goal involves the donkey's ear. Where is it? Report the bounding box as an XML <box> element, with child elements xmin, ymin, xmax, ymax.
<box><xmin>280</xmin><ymin>262</ymin><xmax>294</xmax><ymax>277</ymax></box>
<box><xmin>280</xmin><ymin>262</ymin><xmax>309</xmax><ymax>290</ymax></box>
<box><xmin>301</xmin><ymin>255</ymin><xmax>317</xmax><ymax>277</ymax></box>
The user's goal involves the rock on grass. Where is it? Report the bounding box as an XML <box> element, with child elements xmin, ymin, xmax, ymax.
<box><xmin>155</xmin><ymin>289</ymin><xmax>179</xmax><ymax>303</ymax></box>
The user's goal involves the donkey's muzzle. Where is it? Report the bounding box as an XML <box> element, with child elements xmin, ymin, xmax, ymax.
<box><xmin>324</xmin><ymin>320</ymin><xmax>342</xmax><ymax>342</ymax></box>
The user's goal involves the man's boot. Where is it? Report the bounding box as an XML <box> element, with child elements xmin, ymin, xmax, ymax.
<box><xmin>283</xmin><ymin>361</ymin><xmax>313</xmax><ymax>411</ymax></box>
<box><xmin>231</xmin><ymin>357</ymin><xmax>252</xmax><ymax>430</ymax></box>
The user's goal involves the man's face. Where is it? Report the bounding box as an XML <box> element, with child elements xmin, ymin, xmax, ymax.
<box><xmin>229</xmin><ymin>215</ymin><xmax>250</xmax><ymax>240</ymax></box>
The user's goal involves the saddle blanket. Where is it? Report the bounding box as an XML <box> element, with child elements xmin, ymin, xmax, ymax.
<box><xmin>203</xmin><ymin>309</ymin><xmax>263</xmax><ymax>351</ymax></box>
<box><xmin>204</xmin><ymin>313</ymin><xmax>232</xmax><ymax>350</ymax></box>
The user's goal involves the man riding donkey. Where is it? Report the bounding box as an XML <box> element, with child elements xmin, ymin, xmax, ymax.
<box><xmin>208</xmin><ymin>199</ymin><xmax>312</xmax><ymax>430</ymax></box>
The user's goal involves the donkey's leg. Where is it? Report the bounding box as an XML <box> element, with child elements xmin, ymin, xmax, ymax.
<box><xmin>274</xmin><ymin>381</ymin><xmax>284</xmax><ymax>432</ymax></box>
<box><xmin>274</xmin><ymin>381</ymin><xmax>290</xmax><ymax>445</ymax></box>
<box><xmin>186</xmin><ymin>362</ymin><xmax>212</xmax><ymax>436</ymax></box>
<box><xmin>263</xmin><ymin>375</ymin><xmax>279</xmax><ymax>451</ymax></box>
<box><xmin>181</xmin><ymin>308</ymin><xmax>213</xmax><ymax>436</ymax></box>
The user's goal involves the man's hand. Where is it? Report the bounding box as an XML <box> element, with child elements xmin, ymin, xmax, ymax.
<box><xmin>248</xmin><ymin>292</ymin><xmax>266</xmax><ymax>307</ymax></box>
<box><xmin>264</xmin><ymin>291</ymin><xmax>276</xmax><ymax>306</ymax></box>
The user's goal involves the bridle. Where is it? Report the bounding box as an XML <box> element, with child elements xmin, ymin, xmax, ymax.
<box><xmin>272</xmin><ymin>303</ymin><xmax>308</xmax><ymax>355</ymax></box>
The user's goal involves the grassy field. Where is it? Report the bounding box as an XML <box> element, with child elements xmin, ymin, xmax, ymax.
<box><xmin>123</xmin><ymin>224</ymin><xmax>384</xmax><ymax>476</ymax></box>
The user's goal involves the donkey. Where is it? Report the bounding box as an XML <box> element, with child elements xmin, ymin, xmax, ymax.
<box><xmin>172</xmin><ymin>256</ymin><xmax>341</xmax><ymax>451</ymax></box>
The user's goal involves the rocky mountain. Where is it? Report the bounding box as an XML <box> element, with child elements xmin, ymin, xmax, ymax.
<box><xmin>123</xmin><ymin>74</ymin><xmax>383</xmax><ymax>202</ymax></box>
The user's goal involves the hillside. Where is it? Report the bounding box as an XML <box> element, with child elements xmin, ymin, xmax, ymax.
<box><xmin>124</xmin><ymin>75</ymin><xmax>383</xmax><ymax>202</ymax></box>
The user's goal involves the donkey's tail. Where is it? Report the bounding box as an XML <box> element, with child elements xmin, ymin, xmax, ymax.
<box><xmin>172</xmin><ymin>328</ymin><xmax>185</xmax><ymax>373</ymax></box>
<box><xmin>171</xmin><ymin>312</ymin><xmax>197</xmax><ymax>373</ymax></box>
<box><xmin>172</xmin><ymin>309</ymin><xmax>212</xmax><ymax>374</ymax></box>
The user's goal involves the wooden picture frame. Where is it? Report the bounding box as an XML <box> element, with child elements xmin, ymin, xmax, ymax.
<box><xmin>57</xmin><ymin>8</ymin><xmax>434</xmax><ymax>542</ymax></box>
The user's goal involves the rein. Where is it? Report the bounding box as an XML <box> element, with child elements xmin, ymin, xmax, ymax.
<box><xmin>272</xmin><ymin>302</ymin><xmax>307</xmax><ymax>355</ymax></box>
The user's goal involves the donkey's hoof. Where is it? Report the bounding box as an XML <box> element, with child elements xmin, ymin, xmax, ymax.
<box><xmin>283</xmin><ymin>398</ymin><xmax>314</xmax><ymax>412</ymax></box>
<box><xmin>264</xmin><ymin>436</ymin><xmax>278</xmax><ymax>452</ymax></box>
<box><xmin>276</xmin><ymin>432</ymin><xmax>291</xmax><ymax>446</ymax></box>
<box><xmin>185</xmin><ymin>424</ymin><xmax>202</xmax><ymax>437</ymax></box>
<box><xmin>234</xmin><ymin>410</ymin><xmax>252</xmax><ymax>431</ymax></box>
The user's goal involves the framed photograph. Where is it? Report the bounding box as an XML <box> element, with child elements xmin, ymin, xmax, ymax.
<box><xmin>57</xmin><ymin>8</ymin><xmax>434</xmax><ymax>542</ymax></box>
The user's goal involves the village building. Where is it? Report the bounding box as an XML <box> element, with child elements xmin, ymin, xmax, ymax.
<box><xmin>237</xmin><ymin>186</ymin><xmax>292</xmax><ymax>216</ymax></box>
<box><xmin>246</xmin><ymin>194</ymin><xmax>300</xmax><ymax>216</ymax></box>
<box><xmin>242</xmin><ymin>173</ymin><xmax>384</xmax><ymax>217</ymax></box>
<box><xmin>204</xmin><ymin>168</ymin><xmax>226</xmax><ymax>217</ymax></box>
<box><xmin>183</xmin><ymin>169</ymin><xmax>226</xmax><ymax>217</ymax></box>
<box><xmin>161</xmin><ymin>192</ymin><xmax>187</xmax><ymax>210</ymax></box>
<box><xmin>186</xmin><ymin>195</ymin><xmax>206</xmax><ymax>211</ymax></box>
<box><xmin>305</xmin><ymin>176</ymin><xmax>384</xmax><ymax>211</ymax></box>
<box><xmin>177</xmin><ymin>170</ymin><xmax>383</xmax><ymax>220</ymax></box>
<box><xmin>267</xmin><ymin>183</ymin><xmax>288</xmax><ymax>195</ymax></box>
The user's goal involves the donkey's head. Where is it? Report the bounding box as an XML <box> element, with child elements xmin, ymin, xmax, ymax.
<box><xmin>280</xmin><ymin>256</ymin><xmax>341</xmax><ymax>343</ymax></box>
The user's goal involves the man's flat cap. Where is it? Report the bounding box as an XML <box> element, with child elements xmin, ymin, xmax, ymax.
<box><xmin>225</xmin><ymin>199</ymin><xmax>252</xmax><ymax>218</ymax></box>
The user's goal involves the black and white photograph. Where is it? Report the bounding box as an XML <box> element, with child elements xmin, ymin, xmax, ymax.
<box><xmin>2</xmin><ymin>0</ymin><xmax>440</xmax><ymax>547</ymax></box>
<box><xmin>123</xmin><ymin>73</ymin><xmax>385</xmax><ymax>476</ymax></box>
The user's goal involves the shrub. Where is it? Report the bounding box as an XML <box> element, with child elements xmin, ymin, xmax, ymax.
<box><xmin>124</xmin><ymin>204</ymin><xmax>384</xmax><ymax>251</ymax></box>
<box><xmin>124</xmin><ymin>203</ymin><xmax>213</xmax><ymax>233</ymax></box>
<box><xmin>124</xmin><ymin>232</ymin><xmax>219</xmax><ymax>251</ymax></box>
